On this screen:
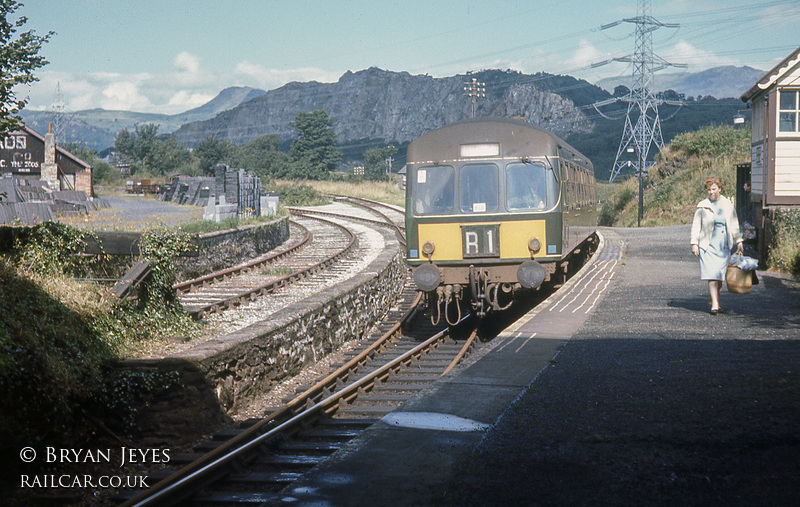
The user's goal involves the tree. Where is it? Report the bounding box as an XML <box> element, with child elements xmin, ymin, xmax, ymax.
<box><xmin>233</xmin><ymin>134</ymin><xmax>289</xmax><ymax>179</ymax></box>
<box><xmin>288</xmin><ymin>110</ymin><xmax>341</xmax><ymax>179</ymax></box>
<box><xmin>363</xmin><ymin>145</ymin><xmax>398</xmax><ymax>181</ymax></box>
<box><xmin>1</xmin><ymin>1</ymin><xmax>53</xmax><ymax>134</ymax></box>
<box><xmin>194</xmin><ymin>135</ymin><xmax>234</xmax><ymax>175</ymax></box>
<box><xmin>112</xmin><ymin>123</ymin><xmax>194</xmax><ymax>176</ymax></box>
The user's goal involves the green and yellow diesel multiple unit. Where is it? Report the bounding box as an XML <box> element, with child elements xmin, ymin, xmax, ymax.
<box><xmin>405</xmin><ymin>117</ymin><xmax>597</xmax><ymax>322</ymax></box>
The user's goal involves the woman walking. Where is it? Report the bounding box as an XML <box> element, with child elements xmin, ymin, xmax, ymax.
<box><xmin>690</xmin><ymin>177</ymin><xmax>743</xmax><ymax>314</ymax></box>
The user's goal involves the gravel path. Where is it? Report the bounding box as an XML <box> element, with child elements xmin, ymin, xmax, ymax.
<box><xmin>445</xmin><ymin>225</ymin><xmax>800</xmax><ymax>506</ymax></box>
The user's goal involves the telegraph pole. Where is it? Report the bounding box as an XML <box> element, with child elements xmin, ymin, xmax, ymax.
<box><xmin>591</xmin><ymin>0</ymin><xmax>685</xmax><ymax>225</ymax></box>
<box><xmin>385</xmin><ymin>156</ymin><xmax>393</xmax><ymax>182</ymax></box>
<box><xmin>464</xmin><ymin>78</ymin><xmax>486</xmax><ymax>118</ymax></box>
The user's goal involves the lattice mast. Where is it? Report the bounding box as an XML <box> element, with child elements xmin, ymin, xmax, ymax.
<box><xmin>598</xmin><ymin>0</ymin><xmax>684</xmax><ymax>184</ymax></box>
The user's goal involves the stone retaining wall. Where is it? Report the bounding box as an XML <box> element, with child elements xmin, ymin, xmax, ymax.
<box><xmin>119</xmin><ymin>228</ymin><xmax>405</xmax><ymax>446</ymax></box>
<box><xmin>174</xmin><ymin>216</ymin><xmax>290</xmax><ymax>281</ymax></box>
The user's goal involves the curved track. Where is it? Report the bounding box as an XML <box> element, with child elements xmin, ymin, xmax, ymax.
<box><xmin>174</xmin><ymin>214</ymin><xmax>356</xmax><ymax>319</ymax></box>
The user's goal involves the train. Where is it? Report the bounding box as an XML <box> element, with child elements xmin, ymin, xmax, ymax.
<box><xmin>404</xmin><ymin>117</ymin><xmax>598</xmax><ymax>324</ymax></box>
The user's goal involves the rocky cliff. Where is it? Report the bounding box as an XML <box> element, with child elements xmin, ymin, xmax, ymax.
<box><xmin>172</xmin><ymin>68</ymin><xmax>605</xmax><ymax>147</ymax></box>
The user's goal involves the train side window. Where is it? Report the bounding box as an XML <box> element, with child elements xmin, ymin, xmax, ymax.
<box><xmin>413</xmin><ymin>165</ymin><xmax>454</xmax><ymax>215</ymax></box>
<box><xmin>460</xmin><ymin>163</ymin><xmax>498</xmax><ymax>213</ymax></box>
<box><xmin>506</xmin><ymin>162</ymin><xmax>548</xmax><ymax>211</ymax></box>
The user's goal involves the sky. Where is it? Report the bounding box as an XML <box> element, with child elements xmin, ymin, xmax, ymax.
<box><xmin>14</xmin><ymin>0</ymin><xmax>800</xmax><ymax>115</ymax></box>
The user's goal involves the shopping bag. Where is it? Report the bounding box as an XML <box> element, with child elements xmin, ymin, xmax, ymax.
<box><xmin>726</xmin><ymin>254</ymin><xmax>752</xmax><ymax>294</ymax></box>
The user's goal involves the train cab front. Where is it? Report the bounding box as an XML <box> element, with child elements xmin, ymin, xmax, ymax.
<box><xmin>407</xmin><ymin>219</ymin><xmax>557</xmax><ymax>323</ymax></box>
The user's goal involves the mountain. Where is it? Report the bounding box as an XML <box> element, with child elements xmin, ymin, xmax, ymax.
<box><xmin>172</xmin><ymin>68</ymin><xmax>606</xmax><ymax>148</ymax></box>
<box><xmin>18</xmin><ymin>66</ymin><xmax>758</xmax><ymax>180</ymax></box>
<box><xmin>19</xmin><ymin>86</ymin><xmax>266</xmax><ymax>151</ymax></box>
<box><xmin>596</xmin><ymin>66</ymin><xmax>765</xmax><ymax>99</ymax></box>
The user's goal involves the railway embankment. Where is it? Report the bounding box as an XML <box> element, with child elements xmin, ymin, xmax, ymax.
<box><xmin>117</xmin><ymin>225</ymin><xmax>405</xmax><ymax>446</ymax></box>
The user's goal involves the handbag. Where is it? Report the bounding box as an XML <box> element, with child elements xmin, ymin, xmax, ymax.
<box><xmin>726</xmin><ymin>254</ymin><xmax>752</xmax><ymax>294</ymax></box>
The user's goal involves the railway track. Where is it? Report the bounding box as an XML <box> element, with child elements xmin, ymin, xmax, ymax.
<box><xmin>119</xmin><ymin>284</ymin><xmax>480</xmax><ymax>506</ymax></box>
<box><xmin>118</xmin><ymin>228</ymin><xmax>597</xmax><ymax>505</ymax></box>
<box><xmin>174</xmin><ymin>213</ymin><xmax>357</xmax><ymax>319</ymax></box>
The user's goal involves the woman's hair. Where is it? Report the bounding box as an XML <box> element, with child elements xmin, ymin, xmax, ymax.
<box><xmin>705</xmin><ymin>176</ymin><xmax>723</xmax><ymax>190</ymax></box>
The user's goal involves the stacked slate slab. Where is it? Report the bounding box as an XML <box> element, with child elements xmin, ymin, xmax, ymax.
<box><xmin>159</xmin><ymin>165</ymin><xmax>262</xmax><ymax>219</ymax></box>
<box><xmin>0</xmin><ymin>178</ymin><xmax>104</xmax><ymax>225</ymax></box>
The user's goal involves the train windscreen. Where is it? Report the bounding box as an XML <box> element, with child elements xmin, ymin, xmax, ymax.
<box><xmin>460</xmin><ymin>163</ymin><xmax>499</xmax><ymax>213</ymax></box>
<box><xmin>506</xmin><ymin>162</ymin><xmax>556</xmax><ymax>211</ymax></box>
<box><xmin>413</xmin><ymin>165</ymin><xmax>454</xmax><ymax>215</ymax></box>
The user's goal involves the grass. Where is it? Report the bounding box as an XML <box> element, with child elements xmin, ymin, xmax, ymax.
<box><xmin>275</xmin><ymin>178</ymin><xmax>406</xmax><ymax>207</ymax></box>
<box><xmin>598</xmin><ymin>124</ymin><xmax>799</xmax><ymax>276</ymax></box>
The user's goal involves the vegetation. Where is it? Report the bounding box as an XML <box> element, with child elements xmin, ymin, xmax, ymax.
<box><xmin>770</xmin><ymin>209</ymin><xmax>800</xmax><ymax>275</ymax></box>
<box><xmin>104</xmin><ymin>110</ymin><xmax>345</xmax><ymax>184</ymax></box>
<box><xmin>599</xmin><ymin>123</ymin><xmax>800</xmax><ymax>276</ymax></box>
<box><xmin>0</xmin><ymin>222</ymin><xmax>198</xmax><ymax>443</ymax></box>
<box><xmin>288</xmin><ymin>110</ymin><xmax>342</xmax><ymax>179</ymax></box>
<box><xmin>599</xmin><ymin>124</ymin><xmax>750</xmax><ymax>228</ymax></box>
<box><xmin>113</xmin><ymin>123</ymin><xmax>196</xmax><ymax>177</ymax></box>
<box><xmin>362</xmin><ymin>144</ymin><xmax>398</xmax><ymax>181</ymax></box>
<box><xmin>0</xmin><ymin>0</ymin><xmax>52</xmax><ymax>134</ymax></box>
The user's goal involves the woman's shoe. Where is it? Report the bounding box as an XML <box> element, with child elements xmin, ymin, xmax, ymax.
<box><xmin>710</xmin><ymin>308</ymin><xmax>720</xmax><ymax>315</ymax></box>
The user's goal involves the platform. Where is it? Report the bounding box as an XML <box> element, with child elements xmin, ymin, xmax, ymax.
<box><xmin>283</xmin><ymin>225</ymin><xmax>800</xmax><ymax>506</ymax></box>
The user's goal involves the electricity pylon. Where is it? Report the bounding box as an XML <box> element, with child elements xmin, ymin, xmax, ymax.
<box><xmin>40</xmin><ymin>82</ymin><xmax>74</xmax><ymax>144</ymax></box>
<box><xmin>591</xmin><ymin>0</ymin><xmax>685</xmax><ymax>225</ymax></box>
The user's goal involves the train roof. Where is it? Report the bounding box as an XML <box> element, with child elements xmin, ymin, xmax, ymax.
<box><xmin>406</xmin><ymin>117</ymin><xmax>592</xmax><ymax>171</ymax></box>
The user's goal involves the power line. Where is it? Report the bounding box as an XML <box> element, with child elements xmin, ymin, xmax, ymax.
<box><xmin>593</xmin><ymin>0</ymin><xmax>686</xmax><ymax>227</ymax></box>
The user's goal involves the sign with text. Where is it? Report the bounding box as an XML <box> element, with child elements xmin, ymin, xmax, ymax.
<box><xmin>0</xmin><ymin>131</ymin><xmax>43</xmax><ymax>173</ymax></box>
<box><xmin>461</xmin><ymin>224</ymin><xmax>500</xmax><ymax>258</ymax></box>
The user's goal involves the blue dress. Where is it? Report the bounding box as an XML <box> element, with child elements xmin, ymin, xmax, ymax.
<box><xmin>699</xmin><ymin>200</ymin><xmax>729</xmax><ymax>281</ymax></box>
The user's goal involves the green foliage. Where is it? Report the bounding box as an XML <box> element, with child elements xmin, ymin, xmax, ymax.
<box><xmin>670</xmin><ymin>124</ymin><xmax>750</xmax><ymax>160</ymax></box>
<box><xmin>137</xmin><ymin>225</ymin><xmax>194</xmax><ymax>307</ymax></box>
<box><xmin>113</xmin><ymin>123</ymin><xmax>195</xmax><ymax>176</ymax></box>
<box><xmin>363</xmin><ymin>144</ymin><xmax>398</xmax><ymax>181</ymax></box>
<box><xmin>233</xmin><ymin>134</ymin><xmax>290</xmax><ymax>179</ymax></box>
<box><xmin>770</xmin><ymin>209</ymin><xmax>800</xmax><ymax>276</ymax></box>
<box><xmin>15</xmin><ymin>221</ymin><xmax>91</xmax><ymax>277</ymax></box>
<box><xmin>598</xmin><ymin>182</ymin><xmax>636</xmax><ymax>226</ymax></box>
<box><xmin>100</xmin><ymin>369</ymin><xmax>181</xmax><ymax>431</ymax></box>
<box><xmin>194</xmin><ymin>135</ymin><xmax>235</xmax><ymax>175</ymax></box>
<box><xmin>599</xmin><ymin>124</ymin><xmax>748</xmax><ymax>228</ymax></box>
<box><xmin>0</xmin><ymin>0</ymin><xmax>53</xmax><ymax>134</ymax></box>
<box><xmin>288</xmin><ymin>110</ymin><xmax>342</xmax><ymax>179</ymax></box>
<box><xmin>0</xmin><ymin>255</ymin><xmax>114</xmax><ymax>443</ymax></box>
<box><xmin>0</xmin><ymin>221</ymin><xmax>202</xmax><ymax>443</ymax></box>
<box><xmin>268</xmin><ymin>181</ymin><xmax>329</xmax><ymax>206</ymax></box>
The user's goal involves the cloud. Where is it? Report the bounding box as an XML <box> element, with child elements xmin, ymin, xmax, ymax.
<box><xmin>102</xmin><ymin>81</ymin><xmax>152</xmax><ymax>111</ymax></box>
<box><xmin>662</xmin><ymin>40</ymin><xmax>737</xmax><ymax>71</ymax></box>
<box><xmin>21</xmin><ymin>53</ymin><xmax>348</xmax><ymax>115</ymax></box>
<box><xmin>174</xmin><ymin>51</ymin><xmax>201</xmax><ymax>74</ymax></box>
<box><xmin>166</xmin><ymin>90</ymin><xmax>215</xmax><ymax>111</ymax></box>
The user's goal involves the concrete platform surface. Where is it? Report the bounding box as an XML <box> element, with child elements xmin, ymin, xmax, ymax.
<box><xmin>282</xmin><ymin>225</ymin><xmax>800</xmax><ymax>506</ymax></box>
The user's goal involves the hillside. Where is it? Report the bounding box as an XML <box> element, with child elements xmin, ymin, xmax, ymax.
<box><xmin>19</xmin><ymin>86</ymin><xmax>266</xmax><ymax>151</ymax></box>
<box><xmin>171</xmin><ymin>68</ymin><xmax>604</xmax><ymax>148</ymax></box>
<box><xmin>19</xmin><ymin>66</ymin><xmax>759</xmax><ymax>180</ymax></box>
<box><xmin>596</xmin><ymin>66</ymin><xmax>764</xmax><ymax>99</ymax></box>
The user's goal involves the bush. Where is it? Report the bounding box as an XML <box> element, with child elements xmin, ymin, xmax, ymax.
<box><xmin>0</xmin><ymin>256</ymin><xmax>115</xmax><ymax>443</ymax></box>
<box><xmin>770</xmin><ymin>209</ymin><xmax>800</xmax><ymax>276</ymax></box>
<box><xmin>0</xmin><ymin>223</ymin><xmax>200</xmax><ymax>443</ymax></box>
<box><xmin>268</xmin><ymin>182</ymin><xmax>329</xmax><ymax>206</ymax></box>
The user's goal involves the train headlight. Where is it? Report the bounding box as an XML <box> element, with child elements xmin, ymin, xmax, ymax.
<box><xmin>422</xmin><ymin>241</ymin><xmax>435</xmax><ymax>259</ymax></box>
<box><xmin>517</xmin><ymin>259</ymin><xmax>546</xmax><ymax>289</ymax></box>
<box><xmin>528</xmin><ymin>237</ymin><xmax>542</xmax><ymax>256</ymax></box>
<box><xmin>413</xmin><ymin>263</ymin><xmax>441</xmax><ymax>292</ymax></box>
